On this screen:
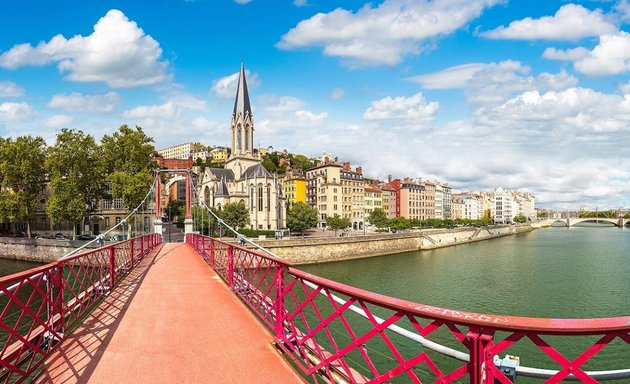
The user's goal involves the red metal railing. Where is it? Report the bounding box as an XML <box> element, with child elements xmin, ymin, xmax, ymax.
<box><xmin>186</xmin><ymin>234</ymin><xmax>630</xmax><ymax>383</ymax></box>
<box><xmin>0</xmin><ymin>233</ymin><xmax>162</xmax><ymax>383</ymax></box>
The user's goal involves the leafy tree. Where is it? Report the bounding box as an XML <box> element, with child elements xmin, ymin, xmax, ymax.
<box><xmin>389</xmin><ymin>217</ymin><xmax>411</xmax><ymax>231</ymax></box>
<box><xmin>537</xmin><ymin>211</ymin><xmax>549</xmax><ymax>218</ymax></box>
<box><xmin>46</xmin><ymin>129</ymin><xmax>105</xmax><ymax>239</ymax></box>
<box><xmin>220</xmin><ymin>201</ymin><xmax>250</xmax><ymax>230</ymax></box>
<box><xmin>367</xmin><ymin>208</ymin><xmax>388</xmax><ymax>228</ymax></box>
<box><xmin>326</xmin><ymin>215</ymin><xmax>351</xmax><ymax>235</ymax></box>
<box><xmin>166</xmin><ymin>199</ymin><xmax>185</xmax><ymax>222</ymax></box>
<box><xmin>261</xmin><ymin>157</ymin><xmax>277</xmax><ymax>173</ymax></box>
<box><xmin>101</xmin><ymin>125</ymin><xmax>156</xmax><ymax>238</ymax></box>
<box><xmin>192</xmin><ymin>205</ymin><xmax>218</xmax><ymax>235</ymax></box>
<box><xmin>0</xmin><ymin>136</ymin><xmax>47</xmax><ymax>238</ymax></box>
<box><xmin>513</xmin><ymin>214</ymin><xmax>528</xmax><ymax>223</ymax></box>
<box><xmin>287</xmin><ymin>202</ymin><xmax>318</xmax><ymax>237</ymax></box>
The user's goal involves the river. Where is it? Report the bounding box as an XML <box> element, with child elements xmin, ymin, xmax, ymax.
<box><xmin>300</xmin><ymin>224</ymin><xmax>630</xmax><ymax>318</ymax></box>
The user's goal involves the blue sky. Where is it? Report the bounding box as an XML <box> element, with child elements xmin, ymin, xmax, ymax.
<box><xmin>1</xmin><ymin>0</ymin><xmax>630</xmax><ymax>210</ymax></box>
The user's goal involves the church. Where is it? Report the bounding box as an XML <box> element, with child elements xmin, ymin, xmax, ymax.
<box><xmin>197</xmin><ymin>63</ymin><xmax>285</xmax><ymax>230</ymax></box>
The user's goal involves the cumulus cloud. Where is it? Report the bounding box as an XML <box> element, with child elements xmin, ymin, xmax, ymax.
<box><xmin>544</xmin><ymin>32</ymin><xmax>630</xmax><ymax>77</ymax></box>
<box><xmin>363</xmin><ymin>92</ymin><xmax>439</xmax><ymax>122</ymax></box>
<box><xmin>0</xmin><ymin>102</ymin><xmax>34</xmax><ymax>123</ymax></box>
<box><xmin>259</xmin><ymin>95</ymin><xmax>305</xmax><ymax>112</ymax></box>
<box><xmin>295</xmin><ymin>110</ymin><xmax>328</xmax><ymax>123</ymax></box>
<box><xmin>293</xmin><ymin>0</ymin><xmax>308</xmax><ymax>7</ymax></box>
<box><xmin>277</xmin><ymin>0</ymin><xmax>501</xmax><ymax>66</ymax></box>
<box><xmin>0</xmin><ymin>81</ymin><xmax>24</xmax><ymax>97</ymax></box>
<box><xmin>234</xmin><ymin>0</ymin><xmax>253</xmax><ymax>4</ymax></box>
<box><xmin>0</xmin><ymin>10</ymin><xmax>170</xmax><ymax>88</ymax></box>
<box><xmin>620</xmin><ymin>81</ymin><xmax>630</xmax><ymax>94</ymax></box>
<box><xmin>211</xmin><ymin>69</ymin><xmax>260</xmax><ymax>98</ymax></box>
<box><xmin>47</xmin><ymin>91</ymin><xmax>121</xmax><ymax>112</ymax></box>
<box><xmin>616</xmin><ymin>0</ymin><xmax>630</xmax><ymax>22</ymax></box>
<box><xmin>123</xmin><ymin>101</ymin><xmax>180</xmax><ymax>119</ymax></box>
<box><xmin>542</xmin><ymin>47</ymin><xmax>590</xmax><ymax>61</ymax></box>
<box><xmin>44</xmin><ymin>114</ymin><xmax>73</xmax><ymax>128</ymax></box>
<box><xmin>481</xmin><ymin>4</ymin><xmax>617</xmax><ymax>41</ymax></box>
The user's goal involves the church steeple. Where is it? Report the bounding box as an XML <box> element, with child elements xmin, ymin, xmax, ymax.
<box><xmin>233</xmin><ymin>62</ymin><xmax>252</xmax><ymax>119</ymax></box>
<box><xmin>230</xmin><ymin>62</ymin><xmax>254</xmax><ymax>157</ymax></box>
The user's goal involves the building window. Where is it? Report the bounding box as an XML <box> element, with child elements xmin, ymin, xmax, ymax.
<box><xmin>103</xmin><ymin>199</ymin><xmax>112</xmax><ymax>209</ymax></box>
<box><xmin>258</xmin><ymin>184</ymin><xmax>263</xmax><ymax>212</ymax></box>
<box><xmin>250</xmin><ymin>186</ymin><xmax>255</xmax><ymax>211</ymax></box>
<box><xmin>245</xmin><ymin>126</ymin><xmax>249</xmax><ymax>151</ymax></box>
<box><xmin>114</xmin><ymin>198</ymin><xmax>123</xmax><ymax>210</ymax></box>
<box><xmin>105</xmin><ymin>217</ymin><xmax>110</xmax><ymax>228</ymax></box>
<box><xmin>237</xmin><ymin>126</ymin><xmax>242</xmax><ymax>150</ymax></box>
<box><xmin>266</xmin><ymin>185</ymin><xmax>271</xmax><ymax>212</ymax></box>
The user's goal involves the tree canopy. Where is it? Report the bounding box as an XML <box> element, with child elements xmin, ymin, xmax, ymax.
<box><xmin>46</xmin><ymin>129</ymin><xmax>105</xmax><ymax>239</ymax></box>
<box><xmin>0</xmin><ymin>136</ymin><xmax>47</xmax><ymax>237</ymax></box>
<box><xmin>326</xmin><ymin>215</ymin><xmax>351</xmax><ymax>235</ymax></box>
<box><xmin>286</xmin><ymin>202</ymin><xmax>318</xmax><ymax>236</ymax></box>
<box><xmin>220</xmin><ymin>201</ymin><xmax>250</xmax><ymax>230</ymax></box>
<box><xmin>367</xmin><ymin>208</ymin><xmax>388</xmax><ymax>228</ymax></box>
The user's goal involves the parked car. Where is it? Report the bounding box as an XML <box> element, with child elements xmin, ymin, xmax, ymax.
<box><xmin>55</xmin><ymin>233</ymin><xmax>67</xmax><ymax>240</ymax></box>
<box><xmin>77</xmin><ymin>234</ymin><xmax>95</xmax><ymax>240</ymax></box>
<box><xmin>109</xmin><ymin>235</ymin><xmax>124</xmax><ymax>242</ymax></box>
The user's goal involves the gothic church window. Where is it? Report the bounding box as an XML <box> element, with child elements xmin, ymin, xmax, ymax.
<box><xmin>258</xmin><ymin>184</ymin><xmax>263</xmax><ymax>212</ymax></box>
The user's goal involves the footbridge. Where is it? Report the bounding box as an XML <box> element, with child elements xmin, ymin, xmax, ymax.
<box><xmin>550</xmin><ymin>217</ymin><xmax>629</xmax><ymax>227</ymax></box>
<box><xmin>1</xmin><ymin>174</ymin><xmax>630</xmax><ymax>383</ymax></box>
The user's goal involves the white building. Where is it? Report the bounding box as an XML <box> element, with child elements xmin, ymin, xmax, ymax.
<box><xmin>514</xmin><ymin>191</ymin><xmax>536</xmax><ymax>221</ymax></box>
<box><xmin>493</xmin><ymin>187</ymin><xmax>514</xmax><ymax>224</ymax></box>
<box><xmin>157</xmin><ymin>142</ymin><xmax>196</xmax><ymax>159</ymax></box>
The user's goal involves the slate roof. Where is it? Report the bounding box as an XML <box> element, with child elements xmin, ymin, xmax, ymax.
<box><xmin>216</xmin><ymin>177</ymin><xmax>230</xmax><ymax>197</ymax></box>
<box><xmin>240</xmin><ymin>163</ymin><xmax>272</xmax><ymax>181</ymax></box>
<box><xmin>232</xmin><ymin>62</ymin><xmax>252</xmax><ymax>119</ymax></box>
<box><xmin>206</xmin><ymin>168</ymin><xmax>235</xmax><ymax>182</ymax></box>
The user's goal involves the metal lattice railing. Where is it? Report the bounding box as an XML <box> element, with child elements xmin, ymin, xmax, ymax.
<box><xmin>186</xmin><ymin>233</ymin><xmax>630</xmax><ymax>383</ymax></box>
<box><xmin>0</xmin><ymin>233</ymin><xmax>162</xmax><ymax>383</ymax></box>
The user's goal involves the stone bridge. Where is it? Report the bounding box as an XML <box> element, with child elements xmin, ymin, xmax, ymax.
<box><xmin>550</xmin><ymin>217</ymin><xmax>629</xmax><ymax>227</ymax></box>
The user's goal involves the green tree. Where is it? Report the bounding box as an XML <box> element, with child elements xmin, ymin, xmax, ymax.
<box><xmin>192</xmin><ymin>205</ymin><xmax>218</xmax><ymax>235</ymax></box>
<box><xmin>389</xmin><ymin>216</ymin><xmax>411</xmax><ymax>231</ymax></box>
<box><xmin>537</xmin><ymin>211</ymin><xmax>549</xmax><ymax>218</ymax></box>
<box><xmin>0</xmin><ymin>136</ymin><xmax>47</xmax><ymax>238</ymax></box>
<box><xmin>101</xmin><ymin>125</ymin><xmax>156</xmax><ymax>238</ymax></box>
<box><xmin>261</xmin><ymin>157</ymin><xmax>277</xmax><ymax>173</ymax></box>
<box><xmin>287</xmin><ymin>202</ymin><xmax>318</xmax><ymax>237</ymax></box>
<box><xmin>513</xmin><ymin>214</ymin><xmax>528</xmax><ymax>223</ymax></box>
<box><xmin>367</xmin><ymin>208</ymin><xmax>388</xmax><ymax>228</ymax></box>
<box><xmin>166</xmin><ymin>199</ymin><xmax>185</xmax><ymax>222</ymax></box>
<box><xmin>326</xmin><ymin>215</ymin><xmax>351</xmax><ymax>236</ymax></box>
<box><xmin>220</xmin><ymin>201</ymin><xmax>250</xmax><ymax>230</ymax></box>
<box><xmin>46</xmin><ymin>129</ymin><xmax>105</xmax><ymax>239</ymax></box>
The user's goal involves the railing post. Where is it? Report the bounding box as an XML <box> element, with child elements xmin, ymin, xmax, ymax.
<box><xmin>201</xmin><ymin>236</ymin><xmax>206</xmax><ymax>260</ymax></box>
<box><xmin>466</xmin><ymin>328</ymin><xmax>494</xmax><ymax>384</ymax></box>
<box><xmin>109</xmin><ymin>246</ymin><xmax>116</xmax><ymax>289</ymax></box>
<box><xmin>227</xmin><ymin>246</ymin><xmax>234</xmax><ymax>288</ymax></box>
<box><xmin>140</xmin><ymin>235</ymin><xmax>145</xmax><ymax>257</ymax></box>
<box><xmin>53</xmin><ymin>264</ymin><xmax>65</xmax><ymax>334</ymax></box>
<box><xmin>274</xmin><ymin>264</ymin><xmax>286</xmax><ymax>342</ymax></box>
<box><xmin>210</xmin><ymin>239</ymin><xmax>215</xmax><ymax>268</ymax></box>
<box><xmin>130</xmin><ymin>238</ymin><xmax>135</xmax><ymax>270</ymax></box>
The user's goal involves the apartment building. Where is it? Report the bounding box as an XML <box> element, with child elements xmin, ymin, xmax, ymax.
<box><xmin>453</xmin><ymin>192</ymin><xmax>484</xmax><ymax>220</ymax></box>
<box><xmin>157</xmin><ymin>142</ymin><xmax>200</xmax><ymax>159</ymax></box>
<box><xmin>306</xmin><ymin>161</ymin><xmax>342</xmax><ymax>228</ymax></box>
<box><xmin>381</xmin><ymin>185</ymin><xmax>397</xmax><ymax>219</ymax></box>
<box><xmin>493</xmin><ymin>187</ymin><xmax>514</xmax><ymax>224</ymax></box>
<box><xmin>340</xmin><ymin>163</ymin><xmax>365</xmax><ymax>230</ymax></box>
<box><xmin>513</xmin><ymin>191</ymin><xmax>536</xmax><ymax>221</ymax></box>
<box><xmin>364</xmin><ymin>184</ymin><xmax>382</xmax><ymax>223</ymax></box>
<box><xmin>283</xmin><ymin>168</ymin><xmax>306</xmax><ymax>210</ymax></box>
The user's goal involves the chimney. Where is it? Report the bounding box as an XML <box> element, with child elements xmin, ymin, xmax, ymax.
<box><xmin>388</xmin><ymin>174</ymin><xmax>392</xmax><ymax>183</ymax></box>
<box><xmin>342</xmin><ymin>162</ymin><xmax>351</xmax><ymax>171</ymax></box>
<box><xmin>355</xmin><ymin>166</ymin><xmax>362</xmax><ymax>174</ymax></box>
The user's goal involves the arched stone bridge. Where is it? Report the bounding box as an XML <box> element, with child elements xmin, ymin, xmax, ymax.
<box><xmin>550</xmin><ymin>217</ymin><xmax>630</xmax><ymax>227</ymax></box>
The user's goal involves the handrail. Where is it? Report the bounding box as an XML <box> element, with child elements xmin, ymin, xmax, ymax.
<box><xmin>187</xmin><ymin>233</ymin><xmax>630</xmax><ymax>382</ymax></box>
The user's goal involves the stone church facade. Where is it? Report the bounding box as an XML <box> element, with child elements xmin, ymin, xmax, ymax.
<box><xmin>197</xmin><ymin>63</ymin><xmax>285</xmax><ymax>230</ymax></box>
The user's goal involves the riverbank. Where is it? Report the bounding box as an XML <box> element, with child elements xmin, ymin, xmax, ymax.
<box><xmin>0</xmin><ymin>237</ymin><xmax>99</xmax><ymax>263</ymax></box>
<box><xmin>257</xmin><ymin>224</ymin><xmax>533</xmax><ymax>264</ymax></box>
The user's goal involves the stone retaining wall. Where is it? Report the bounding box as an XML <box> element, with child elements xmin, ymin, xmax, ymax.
<box><xmin>257</xmin><ymin>224</ymin><xmax>533</xmax><ymax>264</ymax></box>
<box><xmin>0</xmin><ymin>238</ymin><xmax>99</xmax><ymax>263</ymax></box>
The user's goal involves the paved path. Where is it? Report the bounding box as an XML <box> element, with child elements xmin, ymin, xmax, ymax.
<box><xmin>37</xmin><ymin>243</ymin><xmax>303</xmax><ymax>383</ymax></box>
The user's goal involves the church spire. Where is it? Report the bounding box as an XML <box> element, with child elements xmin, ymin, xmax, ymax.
<box><xmin>233</xmin><ymin>61</ymin><xmax>252</xmax><ymax>119</ymax></box>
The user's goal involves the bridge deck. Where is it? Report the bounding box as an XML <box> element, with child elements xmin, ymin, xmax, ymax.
<box><xmin>36</xmin><ymin>243</ymin><xmax>303</xmax><ymax>383</ymax></box>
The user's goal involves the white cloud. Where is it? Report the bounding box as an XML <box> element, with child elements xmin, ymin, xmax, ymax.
<box><xmin>0</xmin><ymin>81</ymin><xmax>24</xmax><ymax>97</ymax></box>
<box><xmin>278</xmin><ymin>0</ymin><xmax>502</xmax><ymax>66</ymax></box>
<box><xmin>481</xmin><ymin>4</ymin><xmax>617</xmax><ymax>41</ymax></box>
<box><xmin>573</xmin><ymin>32</ymin><xmax>630</xmax><ymax>76</ymax></box>
<box><xmin>293</xmin><ymin>0</ymin><xmax>308</xmax><ymax>7</ymax></box>
<box><xmin>0</xmin><ymin>102</ymin><xmax>34</xmax><ymax>123</ymax></box>
<box><xmin>363</xmin><ymin>92</ymin><xmax>439</xmax><ymax>122</ymax></box>
<box><xmin>409</xmin><ymin>63</ymin><xmax>486</xmax><ymax>89</ymax></box>
<box><xmin>44</xmin><ymin>114</ymin><xmax>73</xmax><ymax>128</ymax></box>
<box><xmin>211</xmin><ymin>69</ymin><xmax>260</xmax><ymax>98</ymax></box>
<box><xmin>544</xmin><ymin>32</ymin><xmax>630</xmax><ymax>77</ymax></box>
<box><xmin>259</xmin><ymin>95</ymin><xmax>305</xmax><ymax>112</ymax></box>
<box><xmin>234</xmin><ymin>0</ymin><xmax>253</xmax><ymax>4</ymax></box>
<box><xmin>330</xmin><ymin>88</ymin><xmax>345</xmax><ymax>100</ymax></box>
<box><xmin>123</xmin><ymin>101</ymin><xmax>180</xmax><ymax>119</ymax></box>
<box><xmin>620</xmin><ymin>81</ymin><xmax>630</xmax><ymax>94</ymax></box>
<box><xmin>0</xmin><ymin>9</ymin><xmax>170</xmax><ymax>88</ymax></box>
<box><xmin>542</xmin><ymin>47</ymin><xmax>590</xmax><ymax>61</ymax></box>
<box><xmin>295</xmin><ymin>110</ymin><xmax>327</xmax><ymax>123</ymax></box>
<box><xmin>615</xmin><ymin>0</ymin><xmax>630</xmax><ymax>22</ymax></box>
<box><xmin>47</xmin><ymin>91</ymin><xmax>121</xmax><ymax>112</ymax></box>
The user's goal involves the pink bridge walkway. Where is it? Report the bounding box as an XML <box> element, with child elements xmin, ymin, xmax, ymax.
<box><xmin>36</xmin><ymin>243</ymin><xmax>303</xmax><ymax>383</ymax></box>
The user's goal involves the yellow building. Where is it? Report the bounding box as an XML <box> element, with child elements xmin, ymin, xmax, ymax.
<box><xmin>210</xmin><ymin>147</ymin><xmax>228</xmax><ymax>164</ymax></box>
<box><xmin>283</xmin><ymin>169</ymin><xmax>306</xmax><ymax>210</ymax></box>
<box><xmin>306</xmin><ymin>161</ymin><xmax>343</xmax><ymax>228</ymax></box>
<box><xmin>364</xmin><ymin>184</ymin><xmax>383</xmax><ymax>223</ymax></box>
